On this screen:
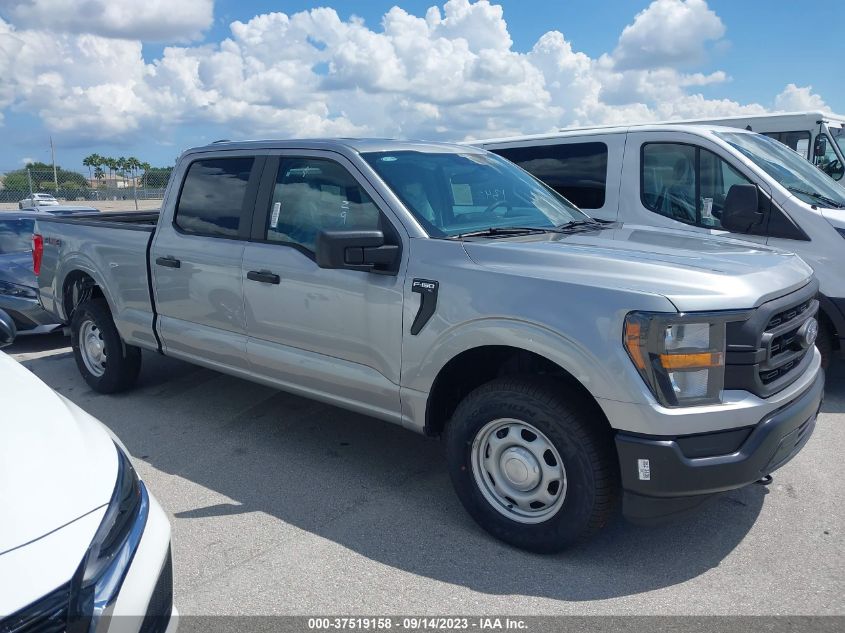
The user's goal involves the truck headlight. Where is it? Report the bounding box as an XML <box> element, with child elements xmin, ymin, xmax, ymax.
<box><xmin>624</xmin><ymin>312</ymin><xmax>728</xmax><ymax>407</ymax></box>
<box><xmin>68</xmin><ymin>444</ymin><xmax>148</xmax><ymax>633</ymax></box>
<box><xmin>0</xmin><ymin>280</ymin><xmax>37</xmax><ymax>299</ymax></box>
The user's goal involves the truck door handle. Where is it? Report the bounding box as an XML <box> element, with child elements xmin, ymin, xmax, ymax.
<box><xmin>155</xmin><ymin>256</ymin><xmax>181</xmax><ymax>268</ymax></box>
<box><xmin>247</xmin><ymin>270</ymin><xmax>281</xmax><ymax>285</ymax></box>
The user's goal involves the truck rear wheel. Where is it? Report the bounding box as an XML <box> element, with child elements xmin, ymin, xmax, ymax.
<box><xmin>71</xmin><ymin>298</ymin><xmax>141</xmax><ymax>393</ymax></box>
<box><xmin>445</xmin><ymin>377</ymin><xmax>619</xmax><ymax>553</ymax></box>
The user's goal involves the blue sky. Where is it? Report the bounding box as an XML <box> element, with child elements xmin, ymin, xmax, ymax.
<box><xmin>0</xmin><ymin>0</ymin><xmax>840</xmax><ymax>172</ymax></box>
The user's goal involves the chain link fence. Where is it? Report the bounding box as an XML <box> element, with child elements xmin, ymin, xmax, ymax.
<box><xmin>0</xmin><ymin>167</ymin><xmax>172</xmax><ymax>209</ymax></box>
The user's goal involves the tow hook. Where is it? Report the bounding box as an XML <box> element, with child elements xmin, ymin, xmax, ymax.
<box><xmin>756</xmin><ymin>474</ymin><xmax>773</xmax><ymax>485</ymax></box>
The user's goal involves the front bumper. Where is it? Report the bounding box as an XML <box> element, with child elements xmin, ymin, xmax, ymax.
<box><xmin>0</xmin><ymin>294</ymin><xmax>61</xmax><ymax>334</ymax></box>
<box><xmin>617</xmin><ymin>367</ymin><xmax>824</xmax><ymax>523</ymax></box>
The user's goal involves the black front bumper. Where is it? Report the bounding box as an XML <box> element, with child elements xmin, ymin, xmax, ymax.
<box><xmin>617</xmin><ymin>369</ymin><xmax>824</xmax><ymax>524</ymax></box>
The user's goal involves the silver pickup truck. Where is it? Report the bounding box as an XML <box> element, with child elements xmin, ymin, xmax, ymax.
<box><xmin>36</xmin><ymin>139</ymin><xmax>824</xmax><ymax>553</ymax></box>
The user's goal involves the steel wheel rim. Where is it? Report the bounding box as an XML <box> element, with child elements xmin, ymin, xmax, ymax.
<box><xmin>471</xmin><ymin>418</ymin><xmax>567</xmax><ymax>524</ymax></box>
<box><xmin>79</xmin><ymin>319</ymin><xmax>107</xmax><ymax>377</ymax></box>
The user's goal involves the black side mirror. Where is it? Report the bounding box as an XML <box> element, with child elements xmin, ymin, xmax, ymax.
<box><xmin>814</xmin><ymin>136</ymin><xmax>828</xmax><ymax>158</ymax></box>
<box><xmin>315</xmin><ymin>230</ymin><xmax>400</xmax><ymax>275</ymax></box>
<box><xmin>721</xmin><ymin>184</ymin><xmax>763</xmax><ymax>233</ymax></box>
<box><xmin>0</xmin><ymin>310</ymin><xmax>17</xmax><ymax>348</ymax></box>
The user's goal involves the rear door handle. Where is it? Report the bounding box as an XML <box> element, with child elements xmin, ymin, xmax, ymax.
<box><xmin>247</xmin><ymin>270</ymin><xmax>281</xmax><ymax>285</ymax></box>
<box><xmin>155</xmin><ymin>256</ymin><xmax>181</xmax><ymax>268</ymax></box>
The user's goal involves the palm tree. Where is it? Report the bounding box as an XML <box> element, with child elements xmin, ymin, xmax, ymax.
<box><xmin>82</xmin><ymin>154</ymin><xmax>98</xmax><ymax>181</ymax></box>
<box><xmin>105</xmin><ymin>158</ymin><xmax>118</xmax><ymax>185</ymax></box>
<box><xmin>140</xmin><ymin>161</ymin><xmax>151</xmax><ymax>188</ymax></box>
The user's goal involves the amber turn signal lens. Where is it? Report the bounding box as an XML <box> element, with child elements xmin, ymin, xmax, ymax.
<box><xmin>659</xmin><ymin>352</ymin><xmax>724</xmax><ymax>370</ymax></box>
<box><xmin>624</xmin><ymin>320</ymin><xmax>647</xmax><ymax>370</ymax></box>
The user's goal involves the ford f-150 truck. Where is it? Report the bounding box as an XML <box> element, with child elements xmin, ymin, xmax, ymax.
<box><xmin>35</xmin><ymin>139</ymin><xmax>824</xmax><ymax>553</ymax></box>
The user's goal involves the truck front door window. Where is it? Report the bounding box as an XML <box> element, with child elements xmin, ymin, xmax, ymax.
<box><xmin>175</xmin><ymin>158</ymin><xmax>255</xmax><ymax>237</ymax></box>
<box><xmin>641</xmin><ymin>143</ymin><xmax>751</xmax><ymax>229</ymax></box>
<box><xmin>266</xmin><ymin>158</ymin><xmax>381</xmax><ymax>252</ymax></box>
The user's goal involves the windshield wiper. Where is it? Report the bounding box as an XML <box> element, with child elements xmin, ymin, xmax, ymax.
<box><xmin>451</xmin><ymin>219</ymin><xmax>609</xmax><ymax>239</ymax></box>
<box><xmin>554</xmin><ymin>219</ymin><xmax>608</xmax><ymax>231</ymax></box>
<box><xmin>451</xmin><ymin>226</ymin><xmax>555</xmax><ymax>239</ymax></box>
<box><xmin>787</xmin><ymin>186</ymin><xmax>845</xmax><ymax>209</ymax></box>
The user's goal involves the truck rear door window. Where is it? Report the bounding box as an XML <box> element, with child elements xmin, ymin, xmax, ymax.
<box><xmin>175</xmin><ymin>158</ymin><xmax>255</xmax><ymax>238</ymax></box>
<box><xmin>490</xmin><ymin>142</ymin><xmax>608</xmax><ymax>209</ymax></box>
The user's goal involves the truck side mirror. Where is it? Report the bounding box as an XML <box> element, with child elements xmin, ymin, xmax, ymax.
<box><xmin>315</xmin><ymin>229</ymin><xmax>400</xmax><ymax>275</ymax></box>
<box><xmin>721</xmin><ymin>184</ymin><xmax>763</xmax><ymax>233</ymax></box>
<box><xmin>0</xmin><ymin>309</ymin><xmax>17</xmax><ymax>348</ymax></box>
<box><xmin>814</xmin><ymin>136</ymin><xmax>828</xmax><ymax>158</ymax></box>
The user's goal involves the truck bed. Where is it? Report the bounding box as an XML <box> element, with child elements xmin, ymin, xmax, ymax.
<box><xmin>35</xmin><ymin>212</ymin><xmax>160</xmax><ymax>351</ymax></box>
<box><xmin>37</xmin><ymin>211</ymin><xmax>160</xmax><ymax>230</ymax></box>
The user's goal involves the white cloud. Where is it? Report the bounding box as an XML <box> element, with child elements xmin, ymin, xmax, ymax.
<box><xmin>0</xmin><ymin>0</ymin><xmax>832</xmax><ymax>146</ymax></box>
<box><xmin>0</xmin><ymin>0</ymin><xmax>213</xmax><ymax>42</ymax></box>
<box><xmin>613</xmin><ymin>0</ymin><xmax>725</xmax><ymax>70</ymax></box>
<box><xmin>774</xmin><ymin>84</ymin><xmax>827</xmax><ymax>112</ymax></box>
<box><xmin>20</xmin><ymin>156</ymin><xmax>33</xmax><ymax>165</ymax></box>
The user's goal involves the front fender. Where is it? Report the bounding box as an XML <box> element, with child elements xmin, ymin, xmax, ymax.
<box><xmin>404</xmin><ymin>316</ymin><xmax>649</xmax><ymax>404</ymax></box>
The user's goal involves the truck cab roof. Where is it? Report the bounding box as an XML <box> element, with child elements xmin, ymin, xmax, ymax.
<box><xmin>188</xmin><ymin>138</ymin><xmax>485</xmax><ymax>156</ymax></box>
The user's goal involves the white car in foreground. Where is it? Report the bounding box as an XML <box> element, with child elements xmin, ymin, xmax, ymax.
<box><xmin>17</xmin><ymin>193</ymin><xmax>60</xmax><ymax>209</ymax></box>
<box><xmin>0</xmin><ymin>311</ymin><xmax>176</xmax><ymax>633</ymax></box>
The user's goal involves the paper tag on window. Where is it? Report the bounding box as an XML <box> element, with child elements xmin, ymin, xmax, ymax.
<box><xmin>270</xmin><ymin>202</ymin><xmax>281</xmax><ymax>228</ymax></box>
<box><xmin>702</xmin><ymin>198</ymin><xmax>713</xmax><ymax>219</ymax></box>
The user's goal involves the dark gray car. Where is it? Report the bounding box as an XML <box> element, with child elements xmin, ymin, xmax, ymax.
<box><xmin>0</xmin><ymin>212</ymin><xmax>61</xmax><ymax>334</ymax></box>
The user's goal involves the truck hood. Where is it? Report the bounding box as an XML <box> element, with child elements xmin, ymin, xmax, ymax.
<box><xmin>0</xmin><ymin>353</ymin><xmax>117</xmax><ymax>555</ymax></box>
<box><xmin>462</xmin><ymin>223</ymin><xmax>814</xmax><ymax>312</ymax></box>
<box><xmin>822</xmin><ymin>207</ymin><xmax>845</xmax><ymax>230</ymax></box>
<box><xmin>0</xmin><ymin>252</ymin><xmax>35</xmax><ymax>288</ymax></box>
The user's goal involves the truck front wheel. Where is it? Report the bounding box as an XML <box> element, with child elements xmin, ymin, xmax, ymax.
<box><xmin>71</xmin><ymin>298</ymin><xmax>141</xmax><ymax>393</ymax></box>
<box><xmin>445</xmin><ymin>377</ymin><xmax>619</xmax><ymax>553</ymax></box>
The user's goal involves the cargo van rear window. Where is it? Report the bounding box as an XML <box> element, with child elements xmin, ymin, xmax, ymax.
<box><xmin>490</xmin><ymin>142</ymin><xmax>608</xmax><ymax>209</ymax></box>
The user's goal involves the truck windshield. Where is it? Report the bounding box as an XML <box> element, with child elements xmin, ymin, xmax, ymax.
<box><xmin>362</xmin><ymin>150</ymin><xmax>589</xmax><ymax>237</ymax></box>
<box><xmin>715</xmin><ymin>131</ymin><xmax>845</xmax><ymax>208</ymax></box>
<box><xmin>0</xmin><ymin>219</ymin><xmax>35</xmax><ymax>254</ymax></box>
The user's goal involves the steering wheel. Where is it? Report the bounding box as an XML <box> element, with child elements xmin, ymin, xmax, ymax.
<box><xmin>825</xmin><ymin>158</ymin><xmax>844</xmax><ymax>179</ymax></box>
<box><xmin>482</xmin><ymin>198</ymin><xmax>511</xmax><ymax>215</ymax></box>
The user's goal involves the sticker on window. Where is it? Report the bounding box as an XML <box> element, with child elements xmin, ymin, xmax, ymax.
<box><xmin>270</xmin><ymin>202</ymin><xmax>281</xmax><ymax>229</ymax></box>
<box><xmin>451</xmin><ymin>183</ymin><xmax>473</xmax><ymax>206</ymax></box>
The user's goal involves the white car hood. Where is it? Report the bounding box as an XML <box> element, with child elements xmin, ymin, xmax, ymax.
<box><xmin>0</xmin><ymin>353</ymin><xmax>117</xmax><ymax>555</ymax></box>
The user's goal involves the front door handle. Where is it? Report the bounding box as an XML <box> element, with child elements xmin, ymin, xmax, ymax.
<box><xmin>247</xmin><ymin>270</ymin><xmax>281</xmax><ymax>285</ymax></box>
<box><xmin>155</xmin><ymin>256</ymin><xmax>181</xmax><ymax>268</ymax></box>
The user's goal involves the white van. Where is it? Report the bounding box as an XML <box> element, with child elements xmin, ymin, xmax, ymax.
<box><xmin>678</xmin><ymin>112</ymin><xmax>845</xmax><ymax>183</ymax></box>
<box><xmin>475</xmin><ymin>124</ymin><xmax>845</xmax><ymax>364</ymax></box>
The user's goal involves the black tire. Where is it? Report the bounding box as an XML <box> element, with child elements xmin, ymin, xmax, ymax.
<box><xmin>445</xmin><ymin>377</ymin><xmax>619</xmax><ymax>553</ymax></box>
<box><xmin>71</xmin><ymin>298</ymin><xmax>141</xmax><ymax>393</ymax></box>
<box><xmin>817</xmin><ymin>318</ymin><xmax>834</xmax><ymax>369</ymax></box>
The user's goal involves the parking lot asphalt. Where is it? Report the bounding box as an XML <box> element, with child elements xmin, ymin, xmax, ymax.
<box><xmin>8</xmin><ymin>333</ymin><xmax>844</xmax><ymax>616</ymax></box>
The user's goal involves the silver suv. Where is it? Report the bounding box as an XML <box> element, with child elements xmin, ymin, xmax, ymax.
<box><xmin>35</xmin><ymin>140</ymin><xmax>824</xmax><ymax>552</ymax></box>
